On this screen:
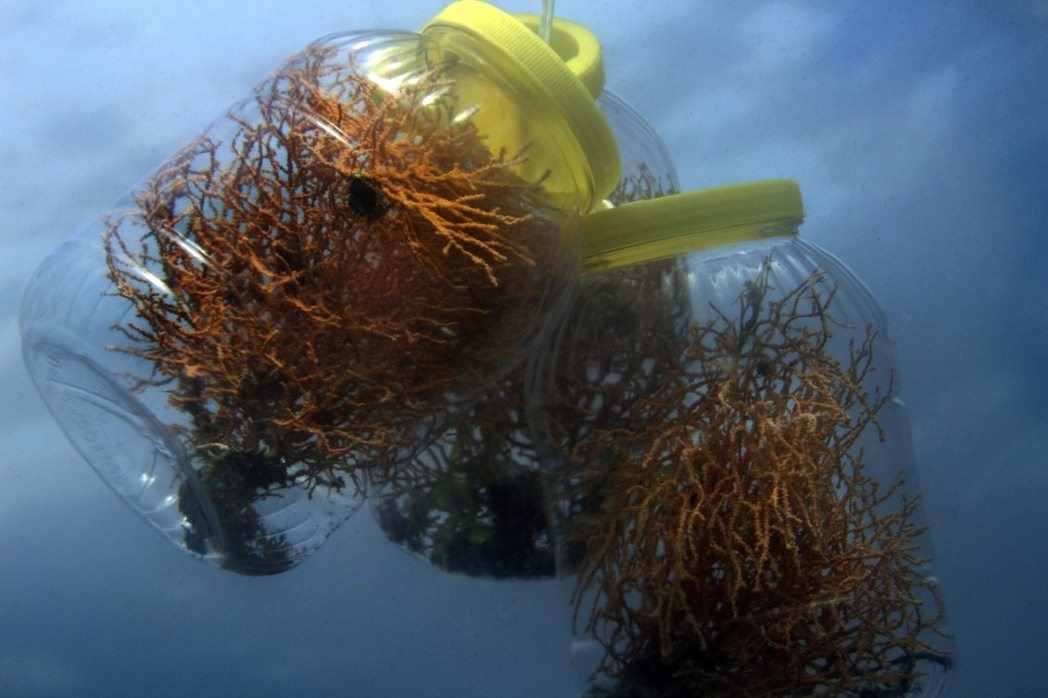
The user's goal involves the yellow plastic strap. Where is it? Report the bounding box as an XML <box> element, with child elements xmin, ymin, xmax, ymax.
<box><xmin>580</xmin><ymin>179</ymin><xmax>804</xmax><ymax>276</ymax></box>
<box><xmin>424</xmin><ymin>0</ymin><xmax>620</xmax><ymax>202</ymax></box>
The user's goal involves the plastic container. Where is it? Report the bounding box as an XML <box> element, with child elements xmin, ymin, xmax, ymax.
<box><xmin>18</xmin><ymin>1</ymin><xmax>954</xmax><ymax>692</ymax></box>
<box><xmin>370</xmin><ymin>82</ymin><xmax>681</xmax><ymax>581</ymax></box>
<box><xmin>531</xmin><ymin>180</ymin><xmax>954</xmax><ymax>695</ymax></box>
<box><xmin>19</xmin><ymin>0</ymin><xmax>621</xmax><ymax>575</ymax></box>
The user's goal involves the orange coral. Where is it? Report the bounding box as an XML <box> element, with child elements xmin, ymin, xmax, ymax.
<box><xmin>103</xmin><ymin>43</ymin><xmax>565</xmax><ymax>500</ymax></box>
<box><xmin>556</xmin><ymin>261</ymin><xmax>950</xmax><ymax>695</ymax></box>
<box><xmin>370</xmin><ymin>157</ymin><xmax>682</xmax><ymax>579</ymax></box>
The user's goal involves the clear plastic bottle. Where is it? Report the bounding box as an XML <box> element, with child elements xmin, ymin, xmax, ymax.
<box><xmin>19</xmin><ymin>0</ymin><xmax>621</xmax><ymax>575</ymax></box>
<box><xmin>531</xmin><ymin>180</ymin><xmax>954</xmax><ymax>695</ymax></box>
<box><xmin>368</xmin><ymin>81</ymin><xmax>681</xmax><ymax>581</ymax></box>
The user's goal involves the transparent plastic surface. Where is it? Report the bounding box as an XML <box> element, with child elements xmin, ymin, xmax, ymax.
<box><xmin>20</xmin><ymin>29</ymin><xmax>590</xmax><ymax>574</ymax></box>
<box><xmin>369</xmin><ymin>89</ymin><xmax>680</xmax><ymax>584</ymax></box>
<box><xmin>531</xmin><ymin>235</ymin><xmax>954</xmax><ymax>695</ymax></box>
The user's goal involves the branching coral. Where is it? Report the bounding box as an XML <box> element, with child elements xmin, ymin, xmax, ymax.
<box><xmin>370</xmin><ymin>157</ymin><xmax>682</xmax><ymax>578</ymax></box>
<box><xmin>104</xmin><ymin>43</ymin><xmax>563</xmax><ymax>495</ymax></box>
<box><xmin>102</xmin><ymin>43</ymin><xmax>566</xmax><ymax>569</ymax></box>
<box><xmin>562</xmin><ymin>261</ymin><xmax>950</xmax><ymax>695</ymax></box>
<box><xmin>534</xmin><ymin>255</ymin><xmax>692</xmax><ymax>576</ymax></box>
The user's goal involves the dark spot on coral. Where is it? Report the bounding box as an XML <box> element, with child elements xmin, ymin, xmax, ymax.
<box><xmin>348</xmin><ymin>175</ymin><xmax>385</xmax><ymax>220</ymax></box>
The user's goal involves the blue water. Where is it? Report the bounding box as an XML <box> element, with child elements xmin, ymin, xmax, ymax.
<box><xmin>1</xmin><ymin>1</ymin><xmax>1046</xmax><ymax>695</ymax></box>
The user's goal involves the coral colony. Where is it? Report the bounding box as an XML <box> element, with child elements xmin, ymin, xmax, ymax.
<box><xmin>104</xmin><ymin>44</ymin><xmax>562</xmax><ymax>569</ymax></box>
<box><xmin>552</xmin><ymin>262</ymin><xmax>951</xmax><ymax>694</ymax></box>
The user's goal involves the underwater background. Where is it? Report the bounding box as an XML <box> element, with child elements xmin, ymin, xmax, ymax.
<box><xmin>1</xmin><ymin>1</ymin><xmax>1045</xmax><ymax>695</ymax></box>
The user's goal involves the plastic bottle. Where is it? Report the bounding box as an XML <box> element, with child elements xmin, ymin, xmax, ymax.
<box><xmin>531</xmin><ymin>180</ymin><xmax>954</xmax><ymax>695</ymax></box>
<box><xmin>19</xmin><ymin>0</ymin><xmax>621</xmax><ymax>575</ymax></box>
<box><xmin>368</xmin><ymin>61</ymin><xmax>682</xmax><ymax>581</ymax></box>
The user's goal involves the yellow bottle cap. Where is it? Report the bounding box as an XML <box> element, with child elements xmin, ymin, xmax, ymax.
<box><xmin>424</xmin><ymin>0</ymin><xmax>620</xmax><ymax>205</ymax></box>
<box><xmin>580</xmin><ymin>179</ymin><xmax>805</xmax><ymax>276</ymax></box>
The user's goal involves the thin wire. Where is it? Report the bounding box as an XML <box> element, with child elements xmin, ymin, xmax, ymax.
<box><xmin>539</xmin><ymin>0</ymin><xmax>554</xmax><ymax>44</ymax></box>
